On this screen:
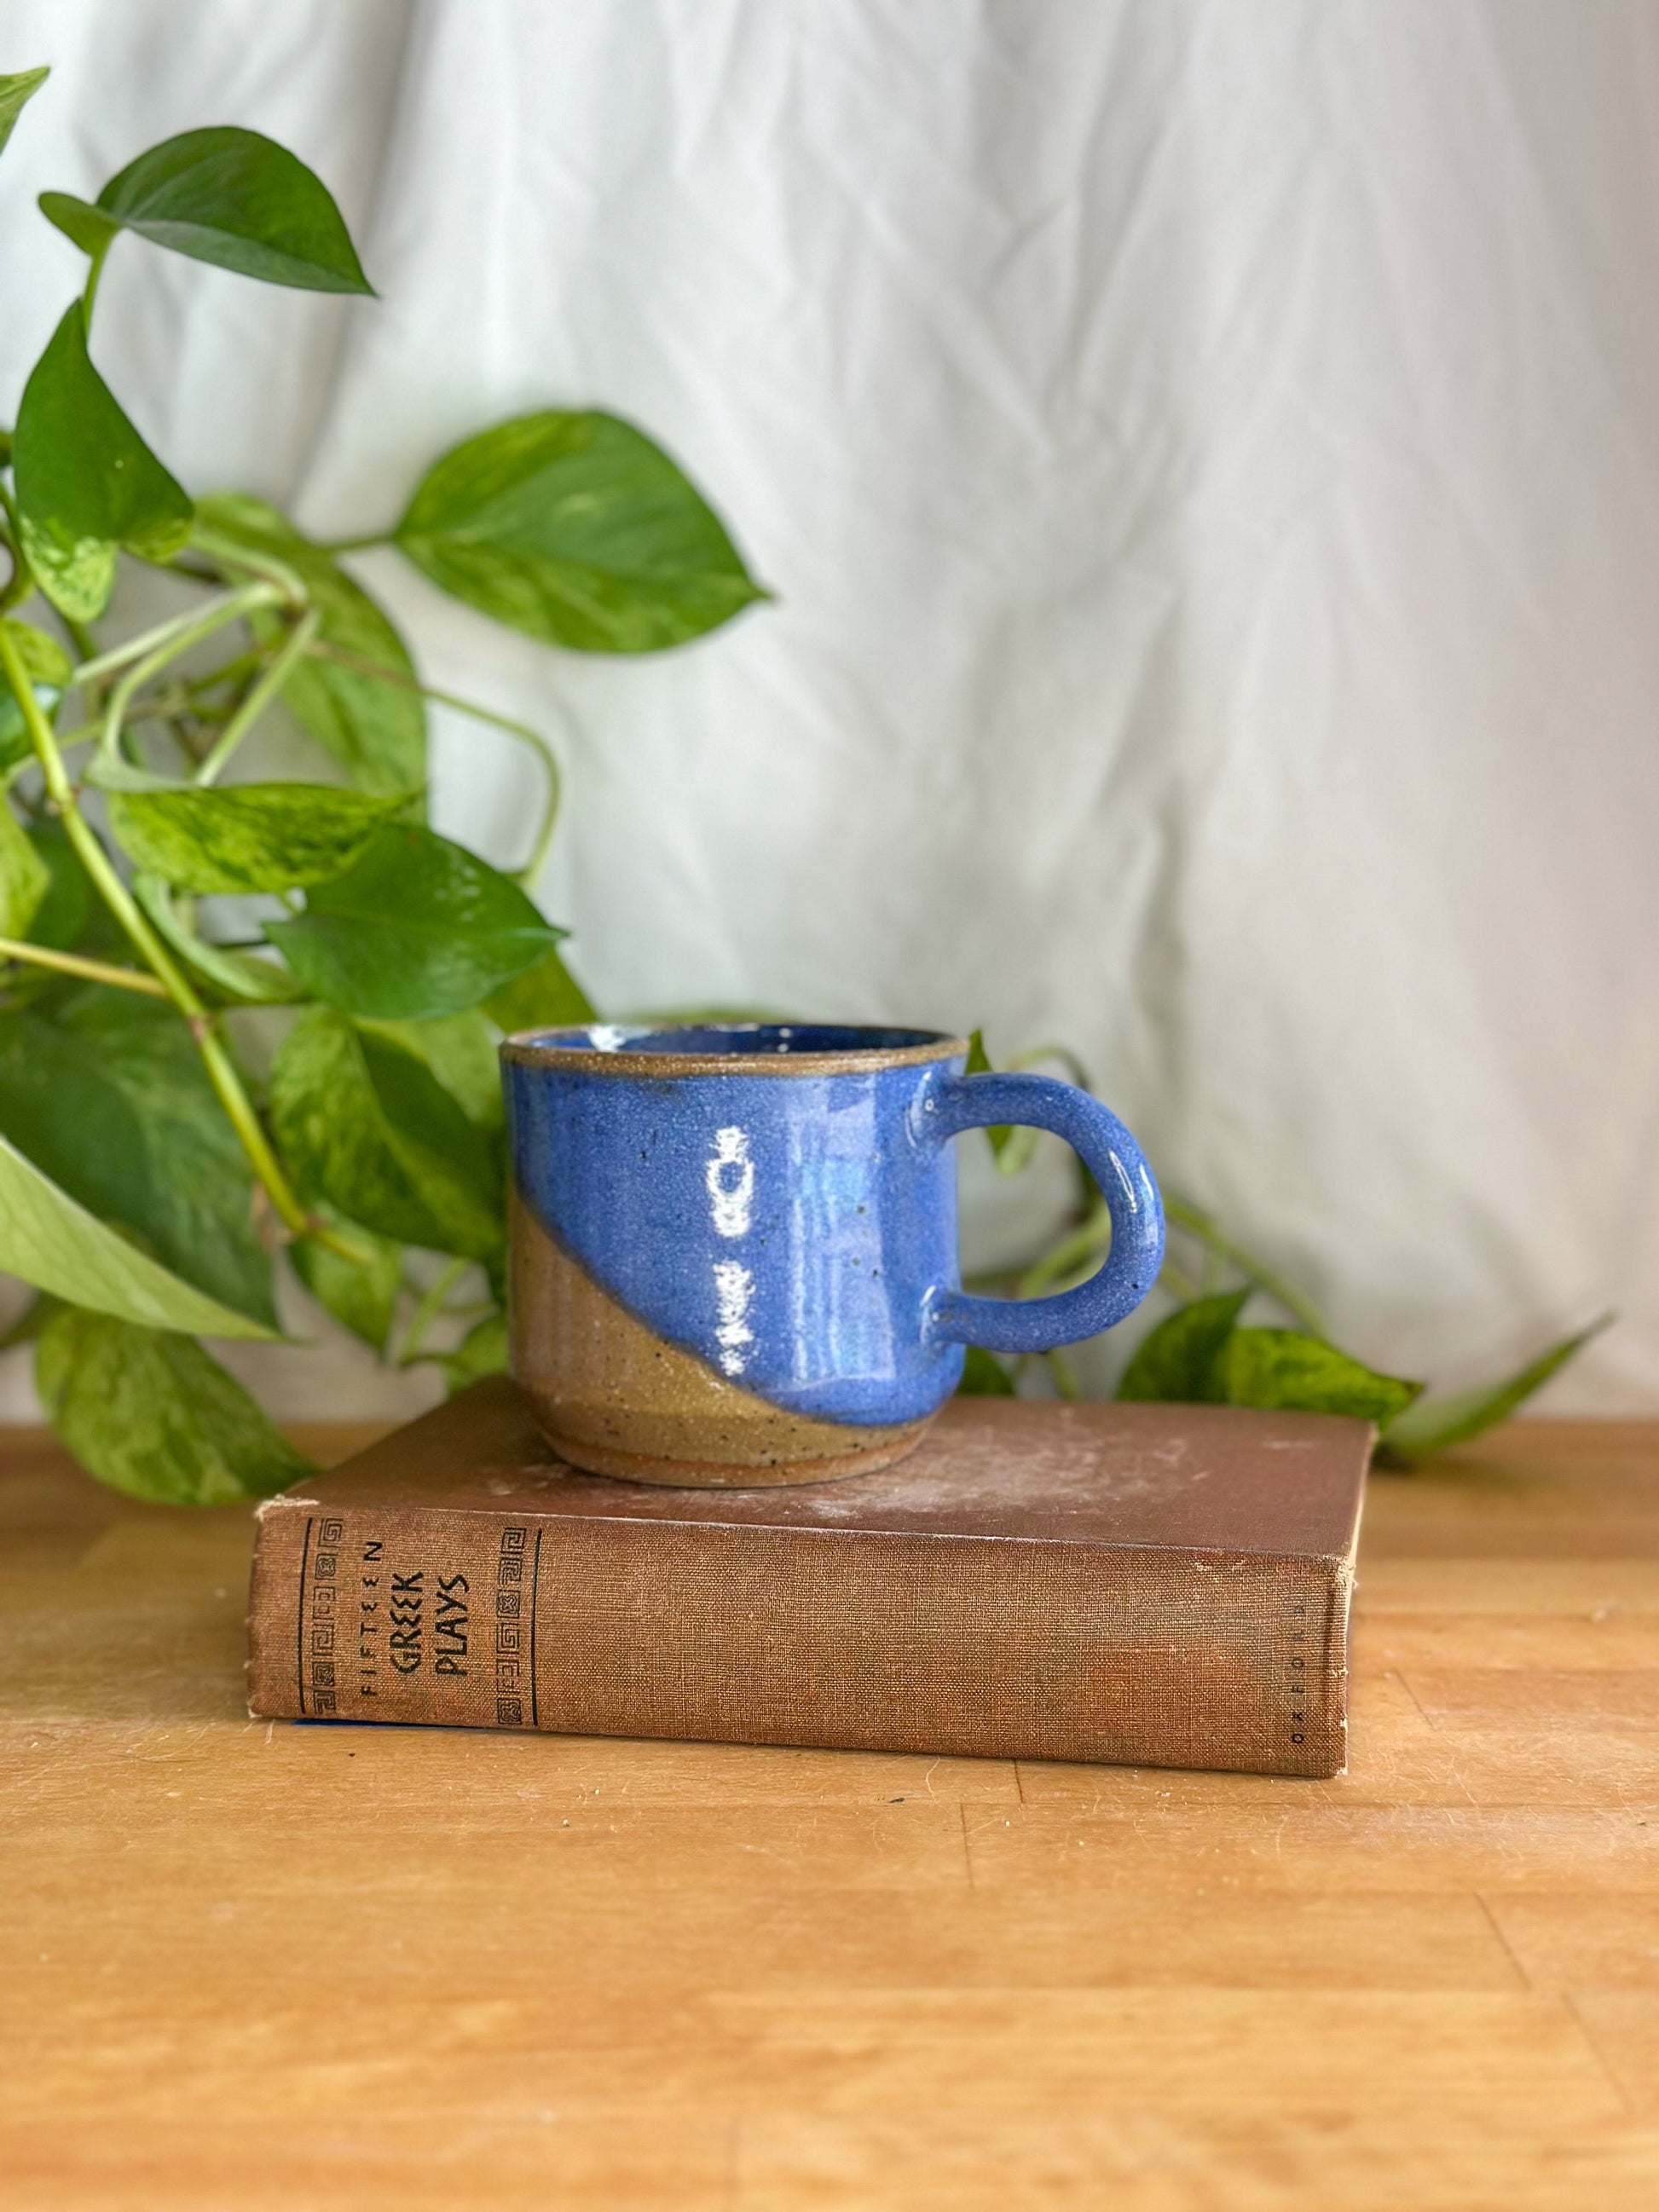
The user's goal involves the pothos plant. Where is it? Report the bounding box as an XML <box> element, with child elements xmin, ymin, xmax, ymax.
<box><xmin>0</xmin><ymin>70</ymin><xmax>1600</xmax><ymax>1505</ymax></box>
<box><xmin>954</xmin><ymin>1032</ymin><xmax>1607</xmax><ymax>1466</ymax></box>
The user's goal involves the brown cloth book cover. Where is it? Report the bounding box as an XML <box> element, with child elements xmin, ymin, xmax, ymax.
<box><xmin>247</xmin><ymin>1377</ymin><xmax>1371</xmax><ymax>1777</ymax></box>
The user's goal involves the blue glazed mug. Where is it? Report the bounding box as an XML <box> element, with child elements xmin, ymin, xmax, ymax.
<box><xmin>501</xmin><ymin>1023</ymin><xmax>1164</xmax><ymax>1487</ymax></box>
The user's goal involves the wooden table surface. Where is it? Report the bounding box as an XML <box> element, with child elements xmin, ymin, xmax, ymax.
<box><xmin>6</xmin><ymin>1419</ymin><xmax>1659</xmax><ymax>2209</ymax></box>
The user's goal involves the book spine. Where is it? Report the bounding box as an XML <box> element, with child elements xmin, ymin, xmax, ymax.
<box><xmin>248</xmin><ymin>1499</ymin><xmax>1351</xmax><ymax>1776</ymax></box>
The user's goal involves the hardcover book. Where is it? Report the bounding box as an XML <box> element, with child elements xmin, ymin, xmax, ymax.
<box><xmin>247</xmin><ymin>1377</ymin><xmax>1371</xmax><ymax>1777</ymax></box>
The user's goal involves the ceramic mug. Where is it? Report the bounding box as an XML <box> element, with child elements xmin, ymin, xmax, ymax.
<box><xmin>501</xmin><ymin>1023</ymin><xmax>1164</xmax><ymax>1487</ymax></box>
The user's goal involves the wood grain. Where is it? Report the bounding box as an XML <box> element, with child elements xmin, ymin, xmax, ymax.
<box><xmin>4</xmin><ymin>1417</ymin><xmax>1659</xmax><ymax>2207</ymax></box>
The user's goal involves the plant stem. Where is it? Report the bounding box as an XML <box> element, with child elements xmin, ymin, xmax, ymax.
<box><xmin>1017</xmin><ymin>1203</ymin><xmax>1112</xmax><ymax>1299</ymax></box>
<box><xmin>91</xmin><ymin>586</ymin><xmax>279</xmax><ymax>787</ymax></box>
<box><xmin>83</xmin><ymin>238</ymin><xmax>113</xmax><ymax>323</ymax></box>
<box><xmin>305</xmin><ymin>640</ymin><xmax>563</xmax><ymax>881</ymax></box>
<box><xmin>0</xmin><ymin>546</ymin><xmax>27</xmax><ymax>616</ymax></box>
<box><xmin>0</xmin><ymin>623</ymin><xmax>361</xmax><ymax>1263</ymax></box>
<box><xmin>184</xmin><ymin>647</ymin><xmax>266</xmax><ymax>696</ymax></box>
<box><xmin>66</xmin><ymin>601</ymin><xmax>261</xmax><ymax>691</ymax></box>
<box><xmin>188</xmin><ymin>525</ymin><xmax>308</xmax><ymax>608</ymax></box>
<box><xmin>1159</xmin><ymin>1256</ymin><xmax>1202</xmax><ymax>1303</ymax></box>
<box><xmin>1043</xmin><ymin>1348</ymin><xmax>1081</xmax><ymax>1401</ymax></box>
<box><xmin>316</xmin><ymin>533</ymin><xmax>390</xmax><ymax>554</ymax></box>
<box><xmin>0</xmin><ymin>490</ymin><xmax>30</xmax><ymax>615</ymax></box>
<box><xmin>0</xmin><ymin>936</ymin><xmax>168</xmax><ymax>996</ymax></box>
<box><xmin>195</xmin><ymin>609</ymin><xmax>319</xmax><ymax>785</ymax></box>
<box><xmin>1163</xmin><ymin>1195</ymin><xmax>1327</xmax><ymax>1335</ymax></box>
<box><xmin>397</xmin><ymin>1256</ymin><xmax>472</xmax><ymax>1367</ymax></box>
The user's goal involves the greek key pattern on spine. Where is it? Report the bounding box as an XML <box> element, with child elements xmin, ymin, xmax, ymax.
<box><xmin>494</xmin><ymin>1525</ymin><xmax>529</xmax><ymax>1726</ymax></box>
<box><xmin>303</xmin><ymin>1516</ymin><xmax>346</xmax><ymax>1717</ymax></box>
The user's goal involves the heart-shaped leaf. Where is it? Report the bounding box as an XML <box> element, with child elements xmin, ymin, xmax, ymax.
<box><xmin>58</xmin><ymin>991</ymin><xmax>277</xmax><ymax>1325</ymax></box>
<box><xmin>267</xmin><ymin>825</ymin><xmax>561</xmax><ymax>1019</ymax></box>
<box><xmin>270</xmin><ymin>1008</ymin><xmax>501</xmax><ymax>1260</ymax></box>
<box><xmin>12</xmin><ymin>303</ymin><xmax>193</xmax><ymax>620</ymax></box>
<box><xmin>132</xmin><ymin>873</ymin><xmax>306</xmax><ymax>1003</ymax></box>
<box><xmin>194</xmin><ymin>496</ymin><xmax>425</xmax><ymax>796</ymax></box>
<box><xmin>0</xmin><ymin>1129</ymin><xmax>275</xmax><ymax>1337</ymax></box>
<box><xmin>41</xmin><ymin>126</ymin><xmax>372</xmax><ymax>293</ymax></box>
<box><xmin>0</xmin><ymin>999</ymin><xmax>276</xmax><ymax>1327</ymax></box>
<box><xmin>37</xmin><ymin>1307</ymin><xmax>311</xmax><ymax>1503</ymax></box>
<box><xmin>1215</xmin><ymin>1328</ymin><xmax>1422</xmax><ymax>1426</ymax></box>
<box><xmin>358</xmin><ymin>1009</ymin><xmax>504</xmax><ymax>1132</ymax></box>
<box><xmin>21</xmin><ymin>821</ymin><xmax>96</xmax><ymax>952</ymax></box>
<box><xmin>290</xmin><ymin>1202</ymin><xmax>401</xmax><ymax>1354</ymax></box>
<box><xmin>1379</xmin><ymin>1316</ymin><xmax>1613</xmax><ymax>1464</ymax></box>
<box><xmin>108</xmin><ymin>783</ymin><xmax>411</xmax><ymax>894</ymax></box>
<box><xmin>0</xmin><ymin>622</ymin><xmax>72</xmax><ymax>778</ymax></box>
<box><xmin>0</xmin><ymin>806</ymin><xmax>49</xmax><ymax>938</ymax></box>
<box><xmin>482</xmin><ymin>941</ymin><xmax>595</xmax><ymax>1032</ymax></box>
<box><xmin>0</xmin><ymin>66</ymin><xmax>48</xmax><ymax>160</ymax></box>
<box><xmin>957</xmin><ymin>1345</ymin><xmax>1017</xmax><ymax>1396</ymax></box>
<box><xmin>1117</xmin><ymin>1290</ymin><xmax>1251</xmax><ymax>1403</ymax></box>
<box><xmin>394</xmin><ymin>410</ymin><xmax>766</xmax><ymax>653</ymax></box>
<box><xmin>440</xmin><ymin>1308</ymin><xmax>507</xmax><ymax>1395</ymax></box>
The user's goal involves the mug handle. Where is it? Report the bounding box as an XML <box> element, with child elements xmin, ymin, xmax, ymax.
<box><xmin>916</xmin><ymin>1070</ymin><xmax>1165</xmax><ymax>1353</ymax></box>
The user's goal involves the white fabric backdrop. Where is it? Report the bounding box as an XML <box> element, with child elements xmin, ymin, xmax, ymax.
<box><xmin>0</xmin><ymin>0</ymin><xmax>1655</xmax><ymax>1417</ymax></box>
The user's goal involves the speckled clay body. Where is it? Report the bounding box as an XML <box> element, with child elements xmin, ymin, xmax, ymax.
<box><xmin>501</xmin><ymin>1024</ymin><xmax>1164</xmax><ymax>1487</ymax></box>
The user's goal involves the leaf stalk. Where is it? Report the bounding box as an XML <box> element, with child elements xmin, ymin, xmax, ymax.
<box><xmin>0</xmin><ymin>935</ymin><xmax>167</xmax><ymax>996</ymax></box>
<box><xmin>194</xmin><ymin>606</ymin><xmax>319</xmax><ymax>784</ymax></box>
<box><xmin>303</xmin><ymin>639</ymin><xmax>563</xmax><ymax>884</ymax></box>
<box><xmin>0</xmin><ymin>621</ymin><xmax>360</xmax><ymax>1262</ymax></box>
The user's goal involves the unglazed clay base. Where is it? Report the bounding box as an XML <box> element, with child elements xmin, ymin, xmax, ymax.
<box><xmin>511</xmin><ymin>1198</ymin><xmax>935</xmax><ymax>1487</ymax></box>
<box><xmin>536</xmin><ymin>1418</ymin><xmax>935</xmax><ymax>1489</ymax></box>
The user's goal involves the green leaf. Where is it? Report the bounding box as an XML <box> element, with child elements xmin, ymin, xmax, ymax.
<box><xmin>359</xmin><ymin>1008</ymin><xmax>504</xmax><ymax>1132</ymax></box>
<box><xmin>441</xmin><ymin>1308</ymin><xmax>508</xmax><ymax>1395</ymax></box>
<box><xmin>36</xmin><ymin>192</ymin><xmax>115</xmax><ymax>258</ymax></box>
<box><xmin>108</xmin><ymin>783</ymin><xmax>411</xmax><ymax>894</ymax></box>
<box><xmin>0</xmin><ymin>705</ymin><xmax>49</xmax><ymax>781</ymax></box>
<box><xmin>269</xmin><ymin>1007</ymin><xmax>502</xmax><ymax>1260</ymax></box>
<box><xmin>58</xmin><ymin>990</ymin><xmax>277</xmax><ymax>1325</ymax></box>
<box><xmin>957</xmin><ymin>1344</ymin><xmax>1017</xmax><ymax>1396</ymax></box>
<box><xmin>267</xmin><ymin>825</ymin><xmax>561</xmax><ymax>1019</ymax></box>
<box><xmin>1117</xmin><ymin>1290</ymin><xmax>1251</xmax><ymax>1403</ymax></box>
<box><xmin>12</xmin><ymin>302</ymin><xmax>193</xmax><ymax>621</ymax></box>
<box><xmin>133</xmin><ymin>873</ymin><xmax>305</xmax><ymax>1003</ymax></box>
<box><xmin>0</xmin><ymin>1130</ymin><xmax>274</xmax><ymax>1336</ymax></box>
<box><xmin>0</xmin><ymin>625</ymin><xmax>65</xmax><ymax>775</ymax></box>
<box><xmin>37</xmin><ymin>1307</ymin><xmax>311</xmax><ymax>1504</ymax></box>
<box><xmin>43</xmin><ymin>126</ymin><xmax>372</xmax><ymax>293</ymax></box>
<box><xmin>394</xmin><ymin>410</ymin><xmax>766</xmax><ymax>653</ymax></box>
<box><xmin>482</xmin><ymin>940</ymin><xmax>595</xmax><ymax>1031</ymax></box>
<box><xmin>0</xmin><ymin>1291</ymin><xmax>49</xmax><ymax>1351</ymax></box>
<box><xmin>0</xmin><ymin>804</ymin><xmax>49</xmax><ymax>937</ymax></box>
<box><xmin>21</xmin><ymin>820</ymin><xmax>95</xmax><ymax>951</ymax></box>
<box><xmin>194</xmin><ymin>495</ymin><xmax>425</xmax><ymax>797</ymax></box>
<box><xmin>290</xmin><ymin>1204</ymin><xmax>400</xmax><ymax>1354</ymax></box>
<box><xmin>0</xmin><ymin>66</ymin><xmax>49</xmax><ymax>160</ymax></box>
<box><xmin>0</xmin><ymin>1001</ymin><xmax>275</xmax><ymax>1325</ymax></box>
<box><xmin>1379</xmin><ymin>1317</ymin><xmax>1614</xmax><ymax>1464</ymax></box>
<box><xmin>964</xmin><ymin>1028</ymin><xmax>1040</xmax><ymax>1172</ymax></box>
<box><xmin>0</xmin><ymin>618</ymin><xmax>71</xmax><ymax>691</ymax></box>
<box><xmin>0</xmin><ymin>1012</ymin><xmax>139</xmax><ymax>1216</ymax></box>
<box><xmin>1214</xmin><ymin>1328</ymin><xmax>1423</xmax><ymax>1427</ymax></box>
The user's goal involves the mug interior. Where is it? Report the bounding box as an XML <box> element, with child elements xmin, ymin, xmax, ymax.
<box><xmin>511</xmin><ymin>1022</ymin><xmax>956</xmax><ymax>1058</ymax></box>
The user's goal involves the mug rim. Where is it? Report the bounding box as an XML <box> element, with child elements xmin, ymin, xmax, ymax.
<box><xmin>500</xmin><ymin>1021</ymin><xmax>969</xmax><ymax>1078</ymax></box>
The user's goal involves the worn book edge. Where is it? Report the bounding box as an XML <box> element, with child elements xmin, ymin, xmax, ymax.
<box><xmin>248</xmin><ymin>1386</ymin><xmax>1368</xmax><ymax>1778</ymax></box>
